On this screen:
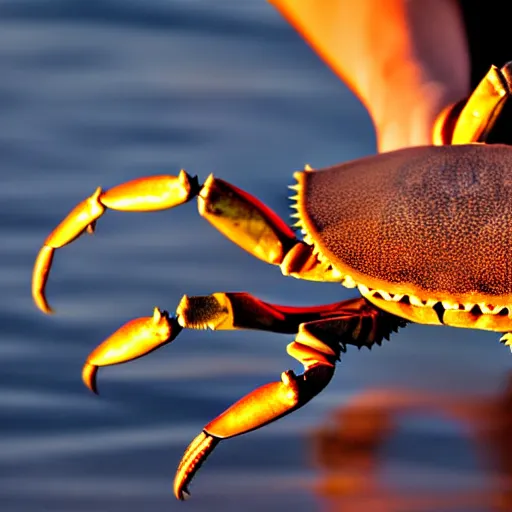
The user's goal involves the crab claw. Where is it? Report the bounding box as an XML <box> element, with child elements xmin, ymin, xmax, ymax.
<box><xmin>173</xmin><ymin>364</ymin><xmax>334</xmax><ymax>499</ymax></box>
<box><xmin>82</xmin><ymin>307</ymin><xmax>181</xmax><ymax>394</ymax></box>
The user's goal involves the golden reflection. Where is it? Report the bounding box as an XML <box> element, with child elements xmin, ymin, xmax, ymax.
<box><xmin>311</xmin><ymin>375</ymin><xmax>512</xmax><ymax>511</ymax></box>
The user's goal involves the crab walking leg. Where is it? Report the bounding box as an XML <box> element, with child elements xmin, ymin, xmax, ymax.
<box><xmin>173</xmin><ymin>335</ymin><xmax>338</xmax><ymax>500</ymax></box>
<box><xmin>32</xmin><ymin>166</ymin><xmax>340</xmax><ymax>314</ymax></box>
<box><xmin>82</xmin><ymin>307</ymin><xmax>181</xmax><ymax>394</ymax></box>
<box><xmin>173</xmin><ymin>309</ymin><xmax>407</xmax><ymax>500</ymax></box>
<box><xmin>32</xmin><ymin>172</ymin><xmax>199</xmax><ymax>313</ymax></box>
<box><xmin>77</xmin><ymin>293</ymin><xmax>405</xmax><ymax>497</ymax></box>
<box><xmin>433</xmin><ymin>61</ymin><xmax>512</xmax><ymax>145</ymax></box>
<box><xmin>81</xmin><ymin>295</ymin><xmax>388</xmax><ymax>394</ymax></box>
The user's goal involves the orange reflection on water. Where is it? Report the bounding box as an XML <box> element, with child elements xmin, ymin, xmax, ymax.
<box><xmin>311</xmin><ymin>375</ymin><xmax>512</xmax><ymax>512</ymax></box>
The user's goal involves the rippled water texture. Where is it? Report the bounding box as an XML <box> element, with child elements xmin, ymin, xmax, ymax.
<box><xmin>1</xmin><ymin>1</ymin><xmax>512</xmax><ymax>511</ymax></box>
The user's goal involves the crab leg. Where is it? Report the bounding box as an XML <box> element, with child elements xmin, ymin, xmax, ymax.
<box><xmin>32</xmin><ymin>172</ymin><xmax>199</xmax><ymax>313</ymax></box>
<box><xmin>175</xmin><ymin>292</ymin><xmax>371</xmax><ymax>333</ymax></box>
<box><xmin>433</xmin><ymin>61</ymin><xmax>512</xmax><ymax>145</ymax></box>
<box><xmin>78</xmin><ymin>292</ymin><xmax>405</xmax><ymax>498</ymax></box>
<box><xmin>81</xmin><ymin>293</ymin><xmax>338</xmax><ymax>395</ymax></box>
<box><xmin>172</xmin><ymin>309</ymin><xmax>396</xmax><ymax>501</ymax></box>
<box><xmin>174</xmin><ymin>292</ymin><xmax>405</xmax><ymax>346</ymax></box>
<box><xmin>82</xmin><ymin>307</ymin><xmax>182</xmax><ymax>394</ymax></box>
<box><xmin>82</xmin><ymin>295</ymin><xmax>406</xmax><ymax>394</ymax></box>
<box><xmin>32</xmin><ymin>169</ymin><xmax>339</xmax><ymax>314</ymax></box>
<box><xmin>174</xmin><ymin>363</ymin><xmax>334</xmax><ymax>501</ymax></box>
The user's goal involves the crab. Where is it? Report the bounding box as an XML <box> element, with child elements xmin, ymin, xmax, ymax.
<box><xmin>32</xmin><ymin>62</ymin><xmax>512</xmax><ymax>500</ymax></box>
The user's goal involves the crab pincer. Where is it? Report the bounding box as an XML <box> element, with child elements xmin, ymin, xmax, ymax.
<box><xmin>82</xmin><ymin>307</ymin><xmax>182</xmax><ymax>394</ymax></box>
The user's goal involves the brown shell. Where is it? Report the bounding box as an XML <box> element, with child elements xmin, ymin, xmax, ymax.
<box><xmin>296</xmin><ymin>143</ymin><xmax>512</xmax><ymax>306</ymax></box>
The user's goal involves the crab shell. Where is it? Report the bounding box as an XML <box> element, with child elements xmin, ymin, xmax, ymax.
<box><xmin>293</xmin><ymin>143</ymin><xmax>512</xmax><ymax>331</ymax></box>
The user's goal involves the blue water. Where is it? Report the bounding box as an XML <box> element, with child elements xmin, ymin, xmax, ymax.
<box><xmin>1</xmin><ymin>2</ymin><xmax>512</xmax><ymax>511</ymax></box>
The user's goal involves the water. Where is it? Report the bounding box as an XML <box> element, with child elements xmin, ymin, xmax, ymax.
<box><xmin>1</xmin><ymin>2</ymin><xmax>511</xmax><ymax>511</ymax></box>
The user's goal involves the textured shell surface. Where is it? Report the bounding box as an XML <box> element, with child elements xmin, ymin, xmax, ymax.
<box><xmin>298</xmin><ymin>143</ymin><xmax>512</xmax><ymax>304</ymax></box>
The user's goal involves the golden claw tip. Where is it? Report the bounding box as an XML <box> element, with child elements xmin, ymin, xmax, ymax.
<box><xmin>82</xmin><ymin>362</ymin><xmax>99</xmax><ymax>395</ymax></box>
<box><xmin>33</xmin><ymin>294</ymin><xmax>54</xmax><ymax>315</ymax></box>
